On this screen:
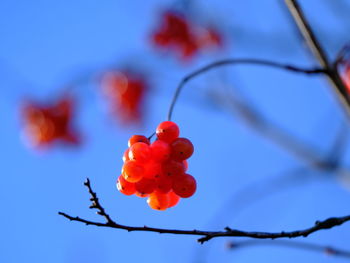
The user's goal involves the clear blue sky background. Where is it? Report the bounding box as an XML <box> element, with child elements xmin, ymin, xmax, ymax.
<box><xmin>1</xmin><ymin>0</ymin><xmax>350</xmax><ymax>262</ymax></box>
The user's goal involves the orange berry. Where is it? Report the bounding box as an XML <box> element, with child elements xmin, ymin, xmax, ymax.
<box><xmin>167</xmin><ymin>191</ymin><xmax>180</xmax><ymax>208</ymax></box>
<box><xmin>128</xmin><ymin>142</ymin><xmax>151</xmax><ymax>163</ymax></box>
<box><xmin>147</xmin><ymin>192</ymin><xmax>169</xmax><ymax>210</ymax></box>
<box><xmin>122</xmin><ymin>160</ymin><xmax>144</xmax><ymax>182</ymax></box>
<box><xmin>117</xmin><ymin>175</ymin><xmax>136</xmax><ymax>195</ymax></box>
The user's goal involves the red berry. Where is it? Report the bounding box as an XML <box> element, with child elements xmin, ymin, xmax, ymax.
<box><xmin>172</xmin><ymin>173</ymin><xmax>196</xmax><ymax>198</ymax></box>
<box><xmin>122</xmin><ymin>160</ymin><xmax>144</xmax><ymax>182</ymax></box>
<box><xmin>155</xmin><ymin>175</ymin><xmax>173</xmax><ymax>193</ymax></box>
<box><xmin>162</xmin><ymin>160</ymin><xmax>185</xmax><ymax>178</ymax></box>
<box><xmin>117</xmin><ymin>175</ymin><xmax>136</xmax><ymax>195</ymax></box>
<box><xmin>143</xmin><ymin>160</ymin><xmax>162</xmax><ymax>179</ymax></box>
<box><xmin>128</xmin><ymin>135</ymin><xmax>150</xmax><ymax>147</ymax></box>
<box><xmin>150</xmin><ymin>140</ymin><xmax>171</xmax><ymax>161</ymax></box>
<box><xmin>167</xmin><ymin>191</ymin><xmax>180</xmax><ymax>208</ymax></box>
<box><xmin>128</xmin><ymin>142</ymin><xmax>151</xmax><ymax>163</ymax></box>
<box><xmin>135</xmin><ymin>178</ymin><xmax>156</xmax><ymax>196</ymax></box>
<box><xmin>170</xmin><ymin>137</ymin><xmax>194</xmax><ymax>160</ymax></box>
<box><xmin>156</xmin><ymin>121</ymin><xmax>179</xmax><ymax>143</ymax></box>
<box><xmin>122</xmin><ymin>148</ymin><xmax>130</xmax><ymax>162</ymax></box>
<box><xmin>147</xmin><ymin>192</ymin><xmax>169</xmax><ymax>210</ymax></box>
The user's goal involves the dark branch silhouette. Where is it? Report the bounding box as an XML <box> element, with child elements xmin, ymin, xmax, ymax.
<box><xmin>59</xmin><ymin>178</ymin><xmax>350</xmax><ymax>244</ymax></box>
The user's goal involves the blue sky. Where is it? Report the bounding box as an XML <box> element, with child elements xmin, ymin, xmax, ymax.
<box><xmin>1</xmin><ymin>0</ymin><xmax>350</xmax><ymax>262</ymax></box>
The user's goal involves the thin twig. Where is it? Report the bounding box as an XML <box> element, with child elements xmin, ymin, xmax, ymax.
<box><xmin>284</xmin><ymin>0</ymin><xmax>350</xmax><ymax>117</ymax></box>
<box><xmin>166</xmin><ymin>58</ymin><xmax>325</xmax><ymax>121</ymax></box>
<box><xmin>227</xmin><ymin>239</ymin><xmax>350</xmax><ymax>258</ymax></box>
<box><xmin>83</xmin><ymin>178</ymin><xmax>114</xmax><ymax>224</ymax></box>
<box><xmin>59</xmin><ymin>178</ymin><xmax>350</xmax><ymax>244</ymax></box>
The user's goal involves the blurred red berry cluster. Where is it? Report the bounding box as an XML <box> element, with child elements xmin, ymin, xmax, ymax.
<box><xmin>152</xmin><ymin>11</ymin><xmax>222</xmax><ymax>60</ymax></box>
<box><xmin>101</xmin><ymin>70</ymin><xmax>147</xmax><ymax>125</ymax></box>
<box><xmin>117</xmin><ymin>121</ymin><xmax>196</xmax><ymax>210</ymax></box>
<box><xmin>21</xmin><ymin>94</ymin><xmax>80</xmax><ymax>149</ymax></box>
<box><xmin>19</xmin><ymin>8</ymin><xmax>225</xmax><ymax>152</ymax></box>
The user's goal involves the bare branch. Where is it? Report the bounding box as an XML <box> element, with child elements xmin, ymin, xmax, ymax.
<box><xmin>59</xmin><ymin>178</ymin><xmax>350</xmax><ymax>244</ymax></box>
<box><xmin>284</xmin><ymin>0</ymin><xmax>350</xmax><ymax>117</ymax></box>
<box><xmin>83</xmin><ymin>178</ymin><xmax>114</xmax><ymax>224</ymax></box>
<box><xmin>166</xmin><ymin>58</ymin><xmax>325</xmax><ymax>121</ymax></box>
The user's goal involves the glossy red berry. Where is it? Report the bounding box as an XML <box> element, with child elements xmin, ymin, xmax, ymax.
<box><xmin>135</xmin><ymin>178</ymin><xmax>156</xmax><ymax>196</ymax></box>
<box><xmin>143</xmin><ymin>160</ymin><xmax>162</xmax><ymax>179</ymax></box>
<box><xmin>170</xmin><ymin>137</ymin><xmax>194</xmax><ymax>160</ymax></box>
<box><xmin>128</xmin><ymin>142</ymin><xmax>151</xmax><ymax>163</ymax></box>
<box><xmin>122</xmin><ymin>160</ymin><xmax>144</xmax><ymax>182</ymax></box>
<box><xmin>128</xmin><ymin>135</ymin><xmax>150</xmax><ymax>147</ymax></box>
<box><xmin>162</xmin><ymin>160</ymin><xmax>185</xmax><ymax>178</ymax></box>
<box><xmin>147</xmin><ymin>192</ymin><xmax>169</xmax><ymax>211</ymax></box>
<box><xmin>167</xmin><ymin>191</ymin><xmax>180</xmax><ymax>208</ymax></box>
<box><xmin>117</xmin><ymin>175</ymin><xmax>136</xmax><ymax>196</ymax></box>
<box><xmin>155</xmin><ymin>175</ymin><xmax>173</xmax><ymax>193</ymax></box>
<box><xmin>156</xmin><ymin>121</ymin><xmax>179</xmax><ymax>143</ymax></box>
<box><xmin>150</xmin><ymin>140</ymin><xmax>171</xmax><ymax>161</ymax></box>
<box><xmin>172</xmin><ymin>173</ymin><xmax>196</xmax><ymax>198</ymax></box>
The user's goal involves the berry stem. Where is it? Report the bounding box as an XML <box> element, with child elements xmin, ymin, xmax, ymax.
<box><xmin>167</xmin><ymin>58</ymin><xmax>325</xmax><ymax>121</ymax></box>
<box><xmin>147</xmin><ymin>132</ymin><xmax>156</xmax><ymax>141</ymax></box>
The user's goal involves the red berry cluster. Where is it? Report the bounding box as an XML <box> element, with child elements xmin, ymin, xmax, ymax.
<box><xmin>117</xmin><ymin>121</ymin><xmax>196</xmax><ymax>210</ymax></box>
<box><xmin>101</xmin><ymin>70</ymin><xmax>147</xmax><ymax>125</ymax></box>
<box><xmin>21</xmin><ymin>95</ymin><xmax>80</xmax><ymax>148</ymax></box>
<box><xmin>152</xmin><ymin>11</ymin><xmax>222</xmax><ymax>60</ymax></box>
